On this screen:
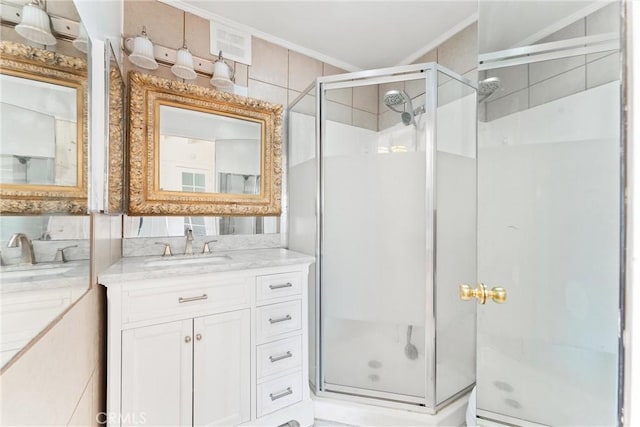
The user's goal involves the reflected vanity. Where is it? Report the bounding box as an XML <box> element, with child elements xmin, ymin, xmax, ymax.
<box><xmin>0</xmin><ymin>37</ymin><xmax>91</xmax><ymax>369</ymax></box>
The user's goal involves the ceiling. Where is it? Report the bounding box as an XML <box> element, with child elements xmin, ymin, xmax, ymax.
<box><xmin>164</xmin><ymin>1</ymin><xmax>478</xmax><ymax>70</ymax></box>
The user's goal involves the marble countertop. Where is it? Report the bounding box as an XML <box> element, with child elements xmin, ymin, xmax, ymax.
<box><xmin>0</xmin><ymin>260</ymin><xmax>90</xmax><ymax>294</ymax></box>
<box><xmin>99</xmin><ymin>248</ymin><xmax>315</xmax><ymax>285</ymax></box>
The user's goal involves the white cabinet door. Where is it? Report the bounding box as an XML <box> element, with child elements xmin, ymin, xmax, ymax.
<box><xmin>122</xmin><ymin>319</ymin><xmax>193</xmax><ymax>427</ymax></box>
<box><xmin>193</xmin><ymin>310</ymin><xmax>250</xmax><ymax>426</ymax></box>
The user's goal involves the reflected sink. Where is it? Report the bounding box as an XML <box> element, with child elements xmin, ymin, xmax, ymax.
<box><xmin>144</xmin><ymin>255</ymin><xmax>232</xmax><ymax>268</ymax></box>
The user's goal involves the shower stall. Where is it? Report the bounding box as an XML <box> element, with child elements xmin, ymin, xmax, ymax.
<box><xmin>287</xmin><ymin>63</ymin><xmax>477</xmax><ymax>411</ymax></box>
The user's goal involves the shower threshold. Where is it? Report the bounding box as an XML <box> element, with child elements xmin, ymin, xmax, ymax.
<box><xmin>313</xmin><ymin>387</ymin><xmax>472</xmax><ymax>426</ymax></box>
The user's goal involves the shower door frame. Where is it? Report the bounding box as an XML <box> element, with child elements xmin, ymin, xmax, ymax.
<box><xmin>312</xmin><ymin>63</ymin><xmax>477</xmax><ymax>412</ymax></box>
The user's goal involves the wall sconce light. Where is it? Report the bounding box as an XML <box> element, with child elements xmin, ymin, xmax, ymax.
<box><xmin>210</xmin><ymin>50</ymin><xmax>234</xmax><ymax>90</ymax></box>
<box><xmin>15</xmin><ymin>0</ymin><xmax>57</xmax><ymax>46</ymax></box>
<box><xmin>170</xmin><ymin>13</ymin><xmax>196</xmax><ymax>80</ymax></box>
<box><xmin>72</xmin><ymin>24</ymin><xmax>88</xmax><ymax>54</ymax></box>
<box><xmin>127</xmin><ymin>26</ymin><xmax>158</xmax><ymax>70</ymax></box>
<box><xmin>171</xmin><ymin>43</ymin><xmax>197</xmax><ymax>80</ymax></box>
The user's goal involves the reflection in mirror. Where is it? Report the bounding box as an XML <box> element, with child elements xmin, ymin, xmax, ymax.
<box><xmin>158</xmin><ymin>105</ymin><xmax>262</xmax><ymax>196</ymax></box>
<box><xmin>122</xmin><ymin>215</ymin><xmax>280</xmax><ymax>238</ymax></box>
<box><xmin>0</xmin><ymin>2</ymin><xmax>90</xmax><ymax>370</ymax></box>
<box><xmin>0</xmin><ymin>40</ymin><xmax>87</xmax><ymax>214</ymax></box>
<box><xmin>1</xmin><ymin>75</ymin><xmax>78</xmax><ymax>186</ymax></box>
<box><xmin>0</xmin><ymin>215</ymin><xmax>90</xmax><ymax>368</ymax></box>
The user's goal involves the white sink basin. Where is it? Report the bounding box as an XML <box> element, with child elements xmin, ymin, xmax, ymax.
<box><xmin>144</xmin><ymin>255</ymin><xmax>232</xmax><ymax>268</ymax></box>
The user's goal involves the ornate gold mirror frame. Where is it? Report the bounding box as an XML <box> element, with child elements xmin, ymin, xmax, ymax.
<box><xmin>127</xmin><ymin>71</ymin><xmax>283</xmax><ymax>216</ymax></box>
<box><xmin>107</xmin><ymin>46</ymin><xmax>124</xmax><ymax>213</ymax></box>
<box><xmin>0</xmin><ymin>41</ymin><xmax>88</xmax><ymax>214</ymax></box>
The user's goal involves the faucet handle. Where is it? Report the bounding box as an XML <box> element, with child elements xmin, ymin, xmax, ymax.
<box><xmin>202</xmin><ymin>240</ymin><xmax>218</xmax><ymax>254</ymax></box>
<box><xmin>54</xmin><ymin>245</ymin><xmax>78</xmax><ymax>263</ymax></box>
<box><xmin>155</xmin><ymin>242</ymin><xmax>173</xmax><ymax>256</ymax></box>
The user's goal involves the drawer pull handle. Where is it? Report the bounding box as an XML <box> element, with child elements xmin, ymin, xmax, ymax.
<box><xmin>269</xmin><ymin>351</ymin><xmax>293</xmax><ymax>363</ymax></box>
<box><xmin>269</xmin><ymin>314</ymin><xmax>292</xmax><ymax>324</ymax></box>
<box><xmin>178</xmin><ymin>294</ymin><xmax>208</xmax><ymax>303</ymax></box>
<box><xmin>270</xmin><ymin>387</ymin><xmax>293</xmax><ymax>401</ymax></box>
<box><xmin>269</xmin><ymin>282</ymin><xmax>293</xmax><ymax>290</ymax></box>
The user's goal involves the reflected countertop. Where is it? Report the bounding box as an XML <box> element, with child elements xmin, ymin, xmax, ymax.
<box><xmin>0</xmin><ymin>260</ymin><xmax>90</xmax><ymax>294</ymax></box>
<box><xmin>99</xmin><ymin>248</ymin><xmax>315</xmax><ymax>286</ymax></box>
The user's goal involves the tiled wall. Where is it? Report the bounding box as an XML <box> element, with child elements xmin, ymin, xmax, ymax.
<box><xmin>481</xmin><ymin>3</ymin><xmax>620</xmax><ymax>122</ymax></box>
<box><xmin>378</xmin><ymin>22</ymin><xmax>478</xmax><ymax>130</ymax></box>
<box><xmin>123</xmin><ymin>1</ymin><xmax>363</xmax><ymax>119</ymax></box>
<box><xmin>124</xmin><ymin>2</ymin><xmax>478</xmax><ymax>135</ymax></box>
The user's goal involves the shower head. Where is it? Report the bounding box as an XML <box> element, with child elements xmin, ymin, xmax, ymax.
<box><xmin>478</xmin><ymin>77</ymin><xmax>501</xmax><ymax>102</ymax></box>
<box><xmin>383</xmin><ymin>90</ymin><xmax>411</xmax><ymax>113</ymax></box>
<box><xmin>383</xmin><ymin>89</ymin><xmax>419</xmax><ymax>126</ymax></box>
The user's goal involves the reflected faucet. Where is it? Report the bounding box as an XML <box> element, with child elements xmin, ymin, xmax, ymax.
<box><xmin>7</xmin><ymin>233</ymin><xmax>36</xmax><ymax>265</ymax></box>
<box><xmin>184</xmin><ymin>229</ymin><xmax>194</xmax><ymax>255</ymax></box>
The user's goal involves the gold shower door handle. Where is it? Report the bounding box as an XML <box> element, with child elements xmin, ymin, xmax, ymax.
<box><xmin>459</xmin><ymin>283</ymin><xmax>507</xmax><ymax>304</ymax></box>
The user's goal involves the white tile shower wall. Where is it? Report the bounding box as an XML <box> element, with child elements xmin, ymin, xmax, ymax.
<box><xmin>483</xmin><ymin>3</ymin><xmax>621</xmax><ymax>122</ymax></box>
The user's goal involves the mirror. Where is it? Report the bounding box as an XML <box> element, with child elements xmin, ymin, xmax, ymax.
<box><xmin>127</xmin><ymin>71</ymin><xmax>282</xmax><ymax>216</ymax></box>
<box><xmin>0</xmin><ymin>8</ymin><xmax>90</xmax><ymax>370</ymax></box>
<box><xmin>0</xmin><ymin>41</ymin><xmax>87</xmax><ymax>214</ymax></box>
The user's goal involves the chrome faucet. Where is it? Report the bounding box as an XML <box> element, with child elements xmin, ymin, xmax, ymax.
<box><xmin>184</xmin><ymin>229</ymin><xmax>194</xmax><ymax>255</ymax></box>
<box><xmin>7</xmin><ymin>233</ymin><xmax>36</xmax><ymax>264</ymax></box>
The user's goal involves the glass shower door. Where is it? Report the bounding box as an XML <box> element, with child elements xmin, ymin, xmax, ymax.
<box><xmin>320</xmin><ymin>75</ymin><xmax>429</xmax><ymax>403</ymax></box>
<box><xmin>476</xmin><ymin>2</ymin><xmax>623</xmax><ymax>424</ymax></box>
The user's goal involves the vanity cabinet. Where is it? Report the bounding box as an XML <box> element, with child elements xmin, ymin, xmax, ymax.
<box><xmin>99</xmin><ymin>249</ymin><xmax>314</xmax><ymax>427</ymax></box>
<box><xmin>121</xmin><ymin>310</ymin><xmax>250</xmax><ymax>426</ymax></box>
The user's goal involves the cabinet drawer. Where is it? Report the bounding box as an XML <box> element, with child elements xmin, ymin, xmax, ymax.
<box><xmin>256</xmin><ymin>272</ymin><xmax>301</xmax><ymax>304</ymax></box>
<box><xmin>256</xmin><ymin>300</ymin><xmax>301</xmax><ymax>344</ymax></box>
<box><xmin>256</xmin><ymin>372</ymin><xmax>302</xmax><ymax>418</ymax></box>
<box><xmin>257</xmin><ymin>335</ymin><xmax>302</xmax><ymax>379</ymax></box>
<box><xmin>123</xmin><ymin>278</ymin><xmax>250</xmax><ymax>323</ymax></box>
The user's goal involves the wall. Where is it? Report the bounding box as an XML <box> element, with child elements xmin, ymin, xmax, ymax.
<box><xmin>123</xmin><ymin>1</ymin><xmax>354</xmax><ymax>119</ymax></box>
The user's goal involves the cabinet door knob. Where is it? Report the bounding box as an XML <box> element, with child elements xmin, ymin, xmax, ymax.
<box><xmin>195</xmin><ymin>333</ymin><xmax>202</xmax><ymax>341</ymax></box>
<box><xmin>185</xmin><ymin>336</ymin><xmax>192</xmax><ymax>343</ymax></box>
